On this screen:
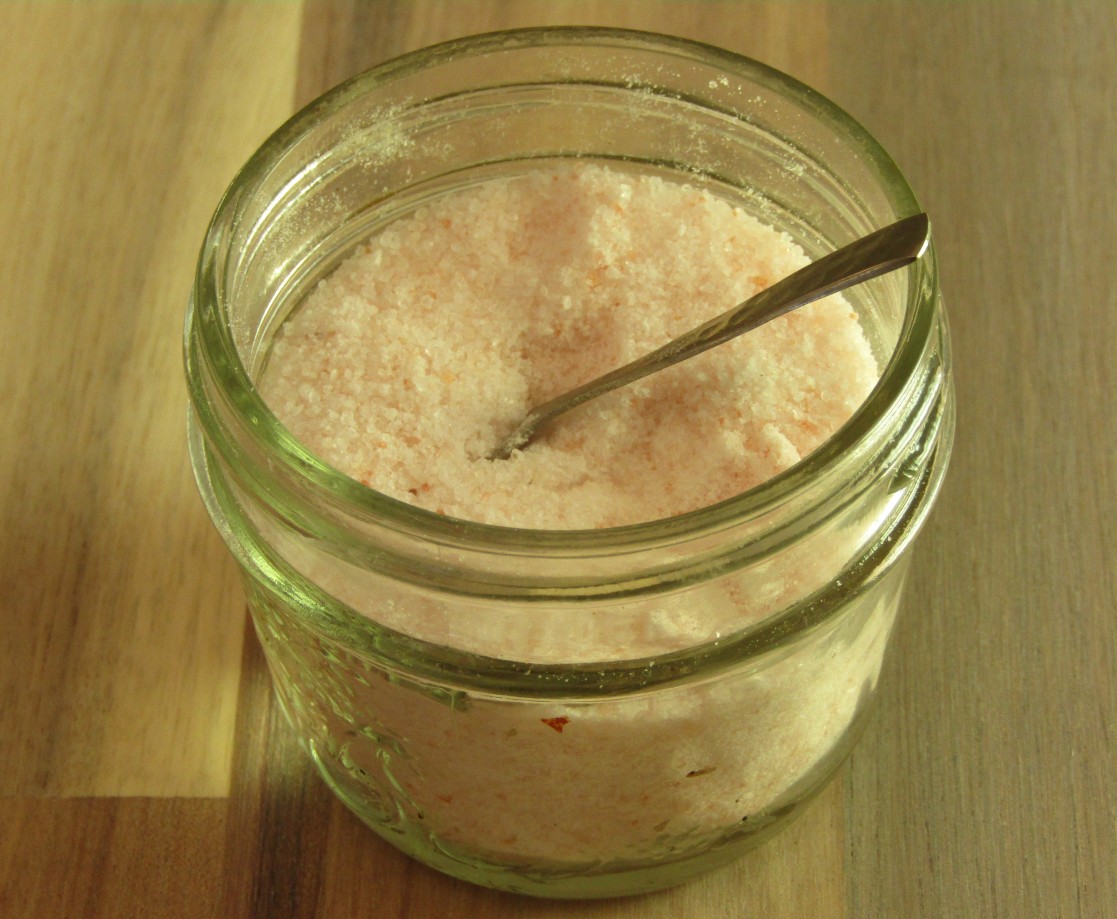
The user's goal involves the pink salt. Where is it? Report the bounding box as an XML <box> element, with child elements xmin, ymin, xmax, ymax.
<box><xmin>259</xmin><ymin>164</ymin><xmax>891</xmax><ymax>864</ymax></box>
<box><xmin>261</xmin><ymin>163</ymin><xmax>878</xmax><ymax>529</ymax></box>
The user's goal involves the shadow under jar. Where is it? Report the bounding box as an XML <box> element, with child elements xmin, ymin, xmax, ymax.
<box><xmin>184</xmin><ymin>28</ymin><xmax>954</xmax><ymax>899</ymax></box>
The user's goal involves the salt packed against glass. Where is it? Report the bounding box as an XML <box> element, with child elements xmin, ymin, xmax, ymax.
<box><xmin>250</xmin><ymin>162</ymin><xmax>891</xmax><ymax>867</ymax></box>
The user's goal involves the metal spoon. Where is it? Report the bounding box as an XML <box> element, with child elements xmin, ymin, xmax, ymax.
<box><xmin>489</xmin><ymin>212</ymin><xmax>930</xmax><ymax>460</ymax></box>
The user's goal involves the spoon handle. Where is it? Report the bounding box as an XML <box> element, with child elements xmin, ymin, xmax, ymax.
<box><xmin>491</xmin><ymin>212</ymin><xmax>930</xmax><ymax>459</ymax></box>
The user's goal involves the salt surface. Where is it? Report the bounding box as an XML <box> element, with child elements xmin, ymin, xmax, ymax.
<box><xmin>261</xmin><ymin>163</ymin><xmax>878</xmax><ymax>529</ymax></box>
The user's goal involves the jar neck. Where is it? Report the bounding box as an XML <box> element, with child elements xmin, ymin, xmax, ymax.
<box><xmin>186</xmin><ymin>283</ymin><xmax>950</xmax><ymax>602</ymax></box>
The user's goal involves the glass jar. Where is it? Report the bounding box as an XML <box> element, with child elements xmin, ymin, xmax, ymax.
<box><xmin>185</xmin><ymin>28</ymin><xmax>954</xmax><ymax>899</ymax></box>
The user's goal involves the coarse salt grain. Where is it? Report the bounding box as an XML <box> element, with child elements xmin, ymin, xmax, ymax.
<box><xmin>261</xmin><ymin>163</ymin><xmax>878</xmax><ymax>530</ymax></box>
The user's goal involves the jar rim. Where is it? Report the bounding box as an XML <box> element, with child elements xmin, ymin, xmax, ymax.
<box><xmin>190</xmin><ymin>25</ymin><xmax>936</xmax><ymax>556</ymax></box>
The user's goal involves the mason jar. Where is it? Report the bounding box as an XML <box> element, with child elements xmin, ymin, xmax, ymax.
<box><xmin>184</xmin><ymin>27</ymin><xmax>954</xmax><ymax>899</ymax></box>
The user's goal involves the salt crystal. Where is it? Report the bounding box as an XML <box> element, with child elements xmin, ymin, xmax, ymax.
<box><xmin>261</xmin><ymin>163</ymin><xmax>878</xmax><ymax>529</ymax></box>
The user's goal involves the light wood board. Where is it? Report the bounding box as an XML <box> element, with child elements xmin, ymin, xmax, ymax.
<box><xmin>1</xmin><ymin>2</ymin><xmax>1113</xmax><ymax>916</ymax></box>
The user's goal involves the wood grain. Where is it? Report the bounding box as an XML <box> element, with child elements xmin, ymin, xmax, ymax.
<box><xmin>0</xmin><ymin>797</ymin><xmax>226</xmax><ymax>919</ymax></box>
<box><xmin>0</xmin><ymin>0</ymin><xmax>1113</xmax><ymax>916</ymax></box>
<box><xmin>824</xmin><ymin>3</ymin><xmax>1117</xmax><ymax>916</ymax></box>
<box><xmin>295</xmin><ymin>0</ymin><xmax>834</xmax><ymax>109</ymax></box>
<box><xmin>0</xmin><ymin>2</ymin><xmax>302</xmax><ymax>798</ymax></box>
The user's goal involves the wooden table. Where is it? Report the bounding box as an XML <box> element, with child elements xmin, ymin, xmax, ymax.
<box><xmin>2</xmin><ymin>3</ymin><xmax>1114</xmax><ymax>916</ymax></box>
